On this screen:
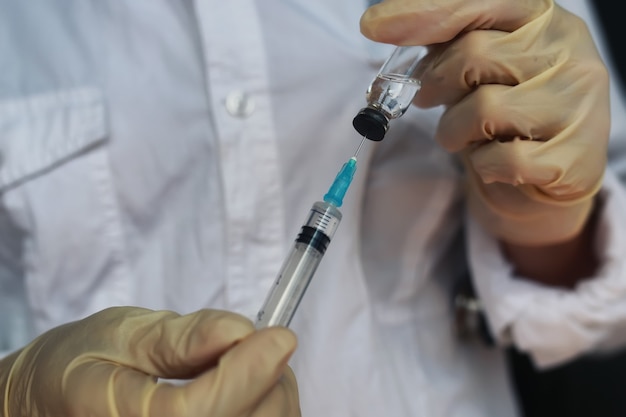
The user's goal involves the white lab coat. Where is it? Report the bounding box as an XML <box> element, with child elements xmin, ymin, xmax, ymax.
<box><xmin>1</xmin><ymin>0</ymin><xmax>625</xmax><ymax>416</ymax></box>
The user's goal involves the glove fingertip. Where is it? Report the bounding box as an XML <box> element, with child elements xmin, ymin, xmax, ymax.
<box><xmin>265</xmin><ymin>327</ymin><xmax>298</xmax><ymax>358</ymax></box>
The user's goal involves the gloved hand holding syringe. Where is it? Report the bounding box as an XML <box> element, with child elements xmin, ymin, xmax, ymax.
<box><xmin>255</xmin><ymin>45</ymin><xmax>427</xmax><ymax>328</ymax></box>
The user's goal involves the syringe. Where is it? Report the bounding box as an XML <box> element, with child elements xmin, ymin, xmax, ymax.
<box><xmin>255</xmin><ymin>138</ymin><xmax>365</xmax><ymax>328</ymax></box>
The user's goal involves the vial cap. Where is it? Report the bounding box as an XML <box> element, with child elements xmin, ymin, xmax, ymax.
<box><xmin>352</xmin><ymin>107</ymin><xmax>388</xmax><ymax>141</ymax></box>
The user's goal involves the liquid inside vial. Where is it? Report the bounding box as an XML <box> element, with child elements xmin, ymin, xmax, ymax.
<box><xmin>366</xmin><ymin>73</ymin><xmax>421</xmax><ymax>120</ymax></box>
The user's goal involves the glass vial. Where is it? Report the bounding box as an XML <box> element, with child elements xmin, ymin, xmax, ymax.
<box><xmin>353</xmin><ymin>45</ymin><xmax>428</xmax><ymax>141</ymax></box>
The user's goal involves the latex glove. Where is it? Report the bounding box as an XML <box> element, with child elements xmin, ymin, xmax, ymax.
<box><xmin>1</xmin><ymin>307</ymin><xmax>300</xmax><ymax>416</ymax></box>
<box><xmin>361</xmin><ymin>0</ymin><xmax>610</xmax><ymax>246</ymax></box>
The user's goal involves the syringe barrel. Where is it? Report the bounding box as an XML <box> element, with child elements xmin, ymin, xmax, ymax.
<box><xmin>255</xmin><ymin>201</ymin><xmax>342</xmax><ymax>328</ymax></box>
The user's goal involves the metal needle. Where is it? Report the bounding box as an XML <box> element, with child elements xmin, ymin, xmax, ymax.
<box><xmin>353</xmin><ymin>136</ymin><xmax>366</xmax><ymax>159</ymax></box>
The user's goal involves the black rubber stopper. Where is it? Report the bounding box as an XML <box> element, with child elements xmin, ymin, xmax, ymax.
<box><xmin>296</xmin><ymin>226</ymin><xmax>331</xmax><ymax>254</ymax></box>
<box><xmin>352</xmin><ymin>107</ymin><xmax>388</xmax><ymax>141</ymax></box>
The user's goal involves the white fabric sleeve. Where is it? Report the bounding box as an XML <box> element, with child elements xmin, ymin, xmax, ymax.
<box><xmin>467</xmin><ymin>167</ymin><xmax>626</xmax><ymax>369</ymax></box>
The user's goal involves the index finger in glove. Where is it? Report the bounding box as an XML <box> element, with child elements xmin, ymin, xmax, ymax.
<box><xmin>437</xmin><ymin>75</ymin><xmax>609</xmax><ymax>196</ymax></box>
<box><xmin>436</xmin><ymin>53</ymin><xmax>609</xmax><ymax>152</ymax></box>
<box><xmin>360</xmin><ymin>0</ymin><xmax>551</xmax><ymax>45</ymax></box>
<box><xmin>413</xmin><ymin>5</ymin><xmax>604</xmax><ymax>108</ymax></box>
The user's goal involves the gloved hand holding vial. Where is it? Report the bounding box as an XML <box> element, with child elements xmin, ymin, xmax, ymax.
<box><xmin>359</xmin><ymin>0</ymin><xmax>609</xmax><ymax>247</ymax></box>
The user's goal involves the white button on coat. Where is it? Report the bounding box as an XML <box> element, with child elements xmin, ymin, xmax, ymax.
<box><xmin>225</xmin><ymin>91</ymin><xmax>255</xmax><ymax>118</ymax></box>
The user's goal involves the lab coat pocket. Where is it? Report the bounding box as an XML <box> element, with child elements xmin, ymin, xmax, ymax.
<box><xmin>0</xmin><ymin>88</ymin><xmax>107</xmax><ymax>191</ymax></box>
<box><xmin>0</xmin><ymin>87</ymin><xmax>131</xmax><ymax>336</ymax></box>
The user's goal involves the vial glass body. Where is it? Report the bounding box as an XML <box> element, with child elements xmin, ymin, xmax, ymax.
<box><xmin>353</xmin><ymin>45</ymin><xmax>428</xmax><ymax>141</ymax></box>
<box><xmin>367</xmin><ymin>45</ymin><xmax>427</xmax><ymax>120</ymax></box>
